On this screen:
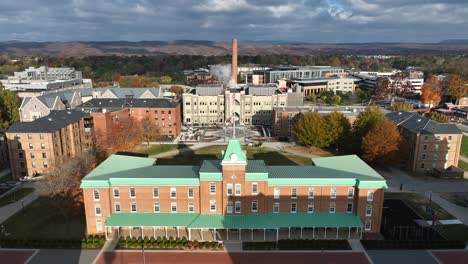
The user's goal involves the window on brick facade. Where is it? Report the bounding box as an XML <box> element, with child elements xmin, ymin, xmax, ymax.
<box><xmin>171</xmin><ymin>202</ymin><xmax>177</xmax><ymax>212</ymax></box>
<box><xmin>235</xmin><ymin>184</ymin><xmax>241</xmax><ymax>196</ymax></box>
<box><xmin>330</xmin><ymin>188</ymin><xmax>337</xmax><ymax>199</ymax></box>
<box><xmin>366</xmin><ymin>205</ymin><xmax>372</xmax><ymax>216</ymax></box>
<box><xmin>40</xmin><ymin>134</ymin><xmax>44</xmax><ymax>140</ymax></box>
<box><xmin>365</xmin><ymin>219</ymin><xmax>372</xmax><ymax>231</ymax></box>
<box><xmin>227</xmin><ymin>184</ymin><xmax>233</xmax><ymax>196</ymax></box>
<box><xmin>42</xmin><ymin>153</ymin><xmax>47</xmax><ymax>159</ymax></box>
<box><xmin>210</xmin><ymin>182</ymin><xmax>216</xmax><ymax>194</ymax></box>
<box><xmin>210</xmin><ymin>200</ymin><xmax>216</xmax><ymax>212</ymax></box>
<box><xmin>308</xmin><ymin>202</ymin><xmax>314</xmax><ymax>213</ymax></box>
<box><xmin>29</xmin><ymin>143</ymin><xmax>33</xmax><ymax>150</ymax></box>
<box><xmin>188</xmin><ymin>202</ymin><xmax>194</xmax><ymax>213</ymax></box>
<box><xmin>273</xmin><ymin>202</ymin><xmax>280</xmax><ymax>213</ymax></box>
<box><xmin>251</xmin><ymin>200</ymin><xmax>258</xmax><ymax>212</ymax></box>
<box><xmin>329</xmin><ymin>202</ymin><xmax>336</xmax><ymax>213</ymax></box>
<box><xmin>28</xmin><ymin>134</ymin><xmax>32</xmax><ymax>140</ymax></box>
<box><xmin>252</xmin><ymin>183</ymin><xmax>258</xmax><ymax>195</ymax></box>
<box><xmin>93</xmin><ymin>189</ymin><xmax>100</xmax><ymax>201</ymax></box>
<box><xmin>131</xmin><ymin>202</ymin><xmax>137</xmax><ymax>212</ymax></box>
<box><xmin>153</xmin><ymin>187</ymin><xmax>159</xmax><ymax>198</ymax></box>
<box><xmin>41</xmin><ymin>143</ymin><xmax>45</xmax><ymax>149</ymax></box>
<box><xmin>367</xmin><ymin>191</ymin><xmax>374</xmax><ymax>201</ymax></box>
<box><xmin>227</xmin><ymin>201</ymin><xmax>233</xmax><ymax>213</ymax></box>
<box><xmin>113</xmin><ymin>188</ymin><xmax>119</xmax><ymax>198</ymax></box>
<box><xmin>274</xmin><ymin>188</ymin><xmax>280</xmax><ymax>199</ymax></box>
<box><xmin>95</xmin><ymin>205</ymin><xmax>101</xmax><ymax>216</ymax></box>
<box><xmin>154</xmin><ymin>202</ymin><xmax>160</xmax><ymax>213</ymax></box>
<box><xmin>347</xmin><ymin>203</ymin><xmax>353</xmax><ymax>213</ymax></box>
<box><xmin>348</xmin><ymin>188</ymin><xmax>354</xmax><ymax>199</ymax></box>
<box><xmin>114</xmin><ymin>202</ymin><xmax>120</xmax><ymax>212</ymax></box>
<box><xmin>291</xmin><ymin>202</ymin><xmax>297</xmax><ymax>213</ymax></box>
<box><xmin>235</xmin><ymin>201</ymin><xmax>241</xmax><ymax>213</ymax></box>
<box><xmin>30</xmin><ymin>153</ymin><xmax>35</xmax><ymax>159</ymax></box>
<box><xmin>96</xmin><ymin>220</ymin><xmax>102</xmax><ymax>231</ymax></box>
<box><xmin>130</xmin><ymin>187</ymin><xmax>136</xmax><ymax>198</ymax></box>
<box><xmin>188</xmin><ymin>187</ymin><xmax>194</xmax><ymax>198</ymax></box>
<box><xmin>43</xmin><ymin>162</ymin><xmax>48</xmax><ymax>168</ymax></box>
<box><xmin>291</xmin><ymin>188</ymin><xmax>297</xmax><ymax>199</ymax></box>
<box><xmin>170</xmin><ymin>187</ymin><xmax>177</xmax><ymax>198</ymax></box>
<box><xmin>308</xmin><ymin>188</ymin><xmax>315</xmax><ymax>199</ymax></box>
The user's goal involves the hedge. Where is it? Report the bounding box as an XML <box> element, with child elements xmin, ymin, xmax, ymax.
<box><xmin>361</xmin><ymin>240</ymin><xmax>466</xmax><ymax>249</ymax></box>
<box><xmin>118</xmin><ymin>236</ymin><xmax>224</xmax><ymax>250</ymax></box>
<box><xmin>243</xmin><ymin>239</ymin><xmax>351</xmax><ymax>251</ymax></box>
<box><xmin>0</xmin><ymin>235</ymin><xmax>106</xmax><ymax>249</ymax></box>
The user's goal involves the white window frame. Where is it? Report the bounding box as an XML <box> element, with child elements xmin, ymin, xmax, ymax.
<box><xmin>251</xmin><ymin>182</ymin><xmax>258</xmax><ymax>195</ymax></box>
<box><xmin>188</xmin><ymin>202</ymin><xmax>194</xmax><ymax>213</ymax></box>
<box><xmin>308</xmin><ymin>188</ymin><xmax>314</xmax><ymax>199</ymax></box>
<box><xmin>329</xmin><ymin>202</ymin><xmax>336</xmax><ymax>213</ymax></box>
<box><xmin>96</xmin><ymin>220</ymin><xmax>103</xmax><ymax>231</ymax></box>
<box><xmin>291</xmin><ymin>202</ymin><xmax>297</xmax><ymax>213</ymax></box>
<box><xmin>347</xmin><ymin>188</ymin><xmax>354</xmax><ymax>199</ymax></box>
<box><xmin>154</xmin><ymin>202</ymin><xmax>160</xmax><ymax>213</ymax></box>
<box><xmin>291</xmin><ymin>187</ymin><xmax>297</xmax><ymax>199</ymax></box>
<box><xmin>235</xmin><ymin>201</ymin><xmax>241</xmax><ymax>214</ymax></box>
<box><xmin>367</xmin><ymin>191</ymin><xmax>374</xmax><ymax>202</ymax></box>
<box><xmin>171</xmin><ymin>202</ymin><xmax>177</xmax><ymax>213</ymax></box>
<box><xmin>95</xmin><ymin>205</ymin><xmax>101</xmax><ymax>216</ymax></box>
<box><xmin>210</xmin><ymin>200</ymin><xmax>216</xmax><ymax>212</ymax></box>
<box><xmin>188</xmin><ymin>187</ymin><xmax>194</xmax><ymax>198</ymax></box>
<box><xmin>347</xmin><ymin>202</ymin><xmax>353</xmax><ymax>213</ymax></box>
<box><xmin>366</xmin><ymin>204</ymin><xmax>372</xmax><ymax>216</ymax></box>
<box><xmin>227</xmin><ymin>184</ymin><xmax>233</xmax><ymax>196</ymax></box>
<box><xmin>227</xmin><ymin>201</ymin><xmax>233</xmax><ymax>213</ymax></box>
<box><xmin>131</xmin><ymin>202</ymin><xmax>137</xmax><ymax>212</ymax></box>
<box><xmin>251</xmin><ymin>200</ymin><xmax>258</xmax><ymax>212</ymax></box>
<box><xmin>307</xmin><ymin>202</ymin><xmax>314</xmax><ymax>213</ymax></box>
<box><xmin>330</xmin><ymin>188</ymin><xmax>337</xmax><ymax>199</ymax></box>
<box><xmin>113</xmin><ymin>188</ymin><xmax>120</xmax><ymax>198</ymax></box>
<box><xmin>273</xmin><ymin>202</ymin><xmax>280</xmax><ymax>213</ymax></box>
<box><xmin>129</xmin><ymin>187</ymin><xmax>136</xmax><ymax>198</ymax></box>
<box><xmin>365</xmin><ymin>219</ymin><xmax>372</xmax><ymax>231</ymax></box>
<box><xmin>210</xmin><ymin>182</ymin><xmax>216</xmax><ymax>194</ymax></box>
<box><xmin>93</xmin><ymin>189</ymin><xmax>100</xmax><ymax>201</ymax></box>
<box><xmin>153</xmin><ymin>187</ymin><xmax>159</xmax><ymax>198</ymax></box>
<box><xmin>170</xmin><ymin>187</ymin><xmax>177</xmax><ymax>198</ymax></box>
<box><xmin>235</xmin><ymin>184</ymin><xmax>241</xmax><ymax>196</ymax></box>
<box><xmin>274</xmin><ymin>188</ymin><xmax>280</xmax><ymax>199</ymax></box>
<box><xmin>114</xmin><ymin>202</ymin><xmax>121</xmax><ymax>212</ymax></box>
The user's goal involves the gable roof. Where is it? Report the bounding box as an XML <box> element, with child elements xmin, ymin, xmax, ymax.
<box><xmin>386</xmin><ymin>111</ymin><xmax>460</xmax><ymax>135</ymax></box>
<box><xmin>221</xmin><ymin>140</ymin><xmax>247</xmax><ymax>165</ymax></box>
<box><xmin>7</xmin><ymin>110</ymin><xmax>86</xmax><ymax>133</ymax></box>
<box><xmin>78</xmin><ymin>98</ymin><xmax>178</xmax><ymax>109</ymax></box>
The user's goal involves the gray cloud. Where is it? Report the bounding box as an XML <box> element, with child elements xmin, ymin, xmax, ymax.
<box><xmin>0</xmin><ymin>0</ymin><xmax>466</xmax><ymax>42</ymax></box>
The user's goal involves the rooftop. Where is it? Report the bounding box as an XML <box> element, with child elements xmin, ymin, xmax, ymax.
<box><xmin>386</xmin><ymin>111</ymin><xmax>461</xmax><ymax>135</ymax></box>
<box><xmin>7</xmin><ymin>110</ymin><xmax>87</xmax><ymax>133</ymax></box>
<box><xmin>78</xmin><ymin>98</ymin><xmax>179</xmax><ymax>109</ymax></box>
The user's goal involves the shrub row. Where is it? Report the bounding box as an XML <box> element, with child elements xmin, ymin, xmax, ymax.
<box><xmin>243</xmin><ymin>239</ymin><xmax>351</xmax><ymax>251</ymax></box>
<box><xmin>118</xmin><ymin>236</ymin><xmax>223</xmax><ymax>250</ymax></box>
<box><xmin>361</xmin><ymin>240</ymin><xmax>467</xmax><ymax>249</ymax></box>
<box><xmin>0</xmin><ymin>235</ymin><xmax>106</xmax><ymax>249</ymax></box>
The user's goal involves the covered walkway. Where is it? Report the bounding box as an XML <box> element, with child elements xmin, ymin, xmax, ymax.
<box><xmin>104</xmin><ymin>212</ymin><xmax>364</xmax><ymax>241</ymax></box>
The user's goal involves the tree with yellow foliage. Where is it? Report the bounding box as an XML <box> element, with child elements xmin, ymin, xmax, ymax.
<box><xmin>421</xmin><ymin>76</ymin><xmax>442</xmax><ymax>107</ymax></box>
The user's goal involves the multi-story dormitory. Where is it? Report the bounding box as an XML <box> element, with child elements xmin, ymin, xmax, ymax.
<box><xmin>81</xmin><ymin>140</ymin><xmax>387</xmax><ymax>241</ymax></box>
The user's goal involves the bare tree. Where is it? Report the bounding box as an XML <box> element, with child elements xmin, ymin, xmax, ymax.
<box><xmin>141</xmin><ymin>117</ymin><xmax>161</xmax><ymax>147</ymax></box>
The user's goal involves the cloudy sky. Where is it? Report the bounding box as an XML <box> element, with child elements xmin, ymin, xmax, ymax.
<box><xmin>1</xmin><ymin>0</ymin><xmax>467</xmax><ymax>43</ymax></box>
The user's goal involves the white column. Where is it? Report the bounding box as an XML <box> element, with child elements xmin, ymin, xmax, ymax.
<box><xmin>239</xmin><ymin>229</ymin><xmax>241</xmax><ymax>240</ymax></box>
<box><xmin>129</xmin><ymin>227</ymin><xmax>132</xmax><ymax>238</ymax></box>
<box><xmin>153</xmin><ymin>227</ymin><xmax>155</xmax><ymax>238</ymax></box>
<box><xmin>263</xmin><ymin>229</ymin><xmax>266</xmax><ymax>241</ymax></box>
<box><xmin>164</xmin><ymin>227</ymin><xmax>167</xmax><ymax>238</ymax></box>
<box><xmin>288</xmin><ymin>227</ymin><xmax>291</xmax><ymax>239</ymax></box>
<box><xmin>188</xmin><ymin>228</ymin><xmax>192</xmax><ymax>240</ymax></box>
<box><xmin>251</xmin><ymin>229</ymin><xmax>254</xmax><ymax>241</ymax></box>
<box><xmin>105</xmin><ymin>227</ymin><xmax>108</xmax><ymax>240</ymax></box>
<box><xmin>336</xmin><ymin>227</ymin><xmax>339</xmax><ymax>239</ymax></box>
<box><xmin>141</xmin><ymin>227</ymin><xmax>144</xmax><ymax>239</ymax></box>
<box><xmin>276</xmin><ymin>228</ymin><xmax>279</xmax><ymax>241</ymax></box>
<box><xmin>348</xmin><ymin>227</ymin><xmax>351</xmax><ymax>239</ymax></box>
<box><xmin>312</xmin><ymin>227</ymin><xmax>315</xmax><ymax>239</ymax></box>
<box><xmin>214</xmin><ymin>228</ymin><xmax>217</xmax><ymax>240</ymax></box>
<box><xmin>360</xmin><ymin>227</ymin><xmax>363</xmax><ymax>239</ymax></box>
<box><xmin>324</xmin><ymin>228</ymin><xmax>327</xmax><ymax>239</ymax></box>
<box><xmin>201</xmin><ymin>228</ymin><xmax>204</xmax><ymax>241</ymax></box>
<box><xmin>117</xmin><ymin>227</ymin><xmax>120</xmax><ymax>238</ymax></box>
<box><xmin>176</xmin><ymin>227</ymin><xmax>180</xmax><ymax>238</ymax></box>
<box><xmin>227</xmin><ymin>229</ymin><xmax>229</xmax><ymax>240</ymax></box>
<box><xmin>300</xmin><ymin>228</ymin><xmax>303</xmax><ymax>239</ymax></box>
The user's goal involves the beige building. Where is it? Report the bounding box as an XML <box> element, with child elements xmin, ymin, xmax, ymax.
<box><xmin>386</xmin><ymin>111</ymin><xmax>462</xmax><ymax>174</ymax></box>
<box><xmin>284</xmin><ymin>77</ymin><xmax>357</xmax><ymax>96</ymax></box>
<box><xmin>6</xmin><ymin>110</ymin><xmax>93</xmax><ymax>179</ymax></box>
<box><xmin>183</xmin><ymin>85</ymin><xmax>303</xmax><ymax>126</ymax></box>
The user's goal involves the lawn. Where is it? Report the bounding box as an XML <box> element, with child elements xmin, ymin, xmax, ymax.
<box><xmin>461</xmin><ymin>135</ymin><xmax>468</xmax><ymax>157</ymax></box>
<box><xmin>136</xmin><ymin>144</ymin><xmax>182</xmax><ymax>156</ymax></box>
<box><xmin>435</xmin><ymin>224</ymin><xmax>468</xmax><ymax>242</ymax></box>
<box><xmin>0</xmin><ymin>188</ymin><xmax>35</xmax><ymax>207</ymax></box>
<box><xmin>385</xmin><ymin>192</ymin><xmax>454</xmax><ymax>220</ymax></box>
<box><xmin>458</xmin><ymin>159</ymin><xmax>468</xmax><ymax>171</ymax></box>
<box><xmin>1</xmin><ymin>197</ymin><xmax>86</xmax><ymax>240</ymax></box>
<box><xmin>438</xmin><ymin>192</ymin><xmax>468</xmax><ymax>208</ymax></box>
<box><xmin>157</xmin><ymin>145</ymin><xmax>312</xmax><ymax>166</ymax></box>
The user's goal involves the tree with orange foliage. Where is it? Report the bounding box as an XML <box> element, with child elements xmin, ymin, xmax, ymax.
<box><xmin>446</xmin><ymin>74</ymin><xmax>468</xmax><ymax>105</ymax></box>
<box><xmin>111</xmin><ymin>73</ymin><xmax>121</xmax><ymax>82</ymax></box>
<box><xmin>141</xmin><ymin>117</ymin><xmax>161</xmax><ymax>146</ymax></box>
<box><xmin>103</xmin><ymin>116</ymin><xmax>142</xmax><ymax>152</ymax></box>
<box><xmin>361</xmin><ymin>119</ymin><xmax>401</xmax><ymax>163</ymax></box>
<box><xmin>130</xmin><ymin>75</ymin><xmax>146</xmax><ymax>88</ymax></box>
<box><xmin>169</xmin><ymin>85</ymin><xmax>183</xmax><ymax>94</ymax></box>
<box><xmin>421</xmin><ymin>76</ymin><xmax>442</xmax><ymax>107</ymax></box>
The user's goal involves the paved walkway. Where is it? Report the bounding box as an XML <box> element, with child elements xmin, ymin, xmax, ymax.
<box><xmin>0</xmin><ymin>182</ymin><xmax>40</xmax><ymax>223</ymax></box>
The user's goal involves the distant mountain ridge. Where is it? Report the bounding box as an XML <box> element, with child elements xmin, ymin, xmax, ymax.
<box><xmin>1</xmin><ymin>40</ymin><xmax>468</xmax><ymax>56</ymax></box>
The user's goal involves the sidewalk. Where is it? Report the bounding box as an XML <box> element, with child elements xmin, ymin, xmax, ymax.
<box><xmin>0</xmin><ymin>184</ymin><xmax>40</xmax><ymax>223</ymax></box>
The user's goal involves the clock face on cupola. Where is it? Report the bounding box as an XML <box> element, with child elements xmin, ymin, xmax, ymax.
<box><xmin>230</xmin><ymin>153</ymin><xmax>238</xmax><ymax>162</ymax></box>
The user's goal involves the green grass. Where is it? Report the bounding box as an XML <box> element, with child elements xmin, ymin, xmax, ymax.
<box><xmin>157</xmin><ymin>145</ymin><xmax>312</xmax><ymax>166</ymax></box>
<box><xmin>385</xmin><ymin>192</ymin><xmax>454</xmax><ymax>220</ymax></box>
<box><xmin>138</xmin><ymin>144</ymin><xmax>181</xmax><ymax>155</ymax></box>
<box><xmin>461</xmin><ymin>135</ymin><xmax>468</xmax><ymax>157</ymax></box>
<box><xmin>458</xmin><ymin>159</ymin><xmax>468</xmax><ymax>171</ymax></box>
<box><xmin>435</xmin><ymin>224</ymin><xmax>468</xmax><ymax>242</ymax></box>
<box><xmin>0</xmin><ymin>188</ymin><xmax>35</xmax><ymax>207</ymax></box>
<box><xmin>1</xmin><ymin>197</ymin><xmax>86</xmax><ymax>240</ymax></box>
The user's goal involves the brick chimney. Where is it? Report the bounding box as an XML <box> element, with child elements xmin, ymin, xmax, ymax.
<box><xmin>231</xmin><ymin>38</ymin><xmax>238</xmax><ymax>85</ymax></box>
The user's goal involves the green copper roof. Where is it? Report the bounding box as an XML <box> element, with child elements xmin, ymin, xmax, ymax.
<box><xmin>105</xmin><ymin>212</ymin><xmax>363</xmax><ymax>229</ymax></box>
<box><xmin>221</xmin><ymin>140</ymin><xmax>247</xmax><ymax>164</ymax></box>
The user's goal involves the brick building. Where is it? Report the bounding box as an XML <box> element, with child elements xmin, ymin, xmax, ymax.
<box><xmin>0</xmin><ymin>128</ymin><xmax>8</xmax><ymax>169</ymax></box>
<box><xmin>386</xmin><ymin>111</ymin><xmax>462</xmax><ymax>174</ymax></box>
<box><xmin>78</xmin><ymin>98</ymin><xmax>182</xmax><ymax>140</ymax></box>
<box><xmin>81</xmin><ymin>140</ymin><xmax>387</xmax><ymax>241</ymax></box>
<box><xmin>6</xmin><ymin>110</ymin><xmax>93</xmax><ymax>179</ymax></box>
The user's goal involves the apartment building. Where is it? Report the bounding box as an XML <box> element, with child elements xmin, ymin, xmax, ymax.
<box><xmin>285</xmin><ymin>77</ymin><xmax>357</xmax><ymax>96</ymax></box>
<box><xmin>273</xmin><ymin>106</ymin><xmax>369</xmax><ymax>138</ymax></box>
<box><xmin>78</xmin><ymin>98</ymin><xmax>182</xmax><ymax>140</ymax></box>
<box><xmin>350</xmin><ymin>70</ymin><xmax>424</xmax><ymax>94</ymax></box>
<box><xmin>253</xmin><ymin>66</ymin><xmax>346</xmax><ymax>84</ymax></box>
<box><xmin>6</xmin><ymin>110</ymin><xmax>92</xmax><ymax>179</ymax></box>
<box><xmin>182</xmin><ymin>85</ymin><xmax>303</xmax><ymax>126</ymax></box>
<box><xmin>386</xmin><ymin>111</ymin><xmax>462</xmax><ymax>174</ymax></box>
<box><xmin>81</xmin><ymin>140</ymin><xmax>387</xmax><ymax>240</ymax></box>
